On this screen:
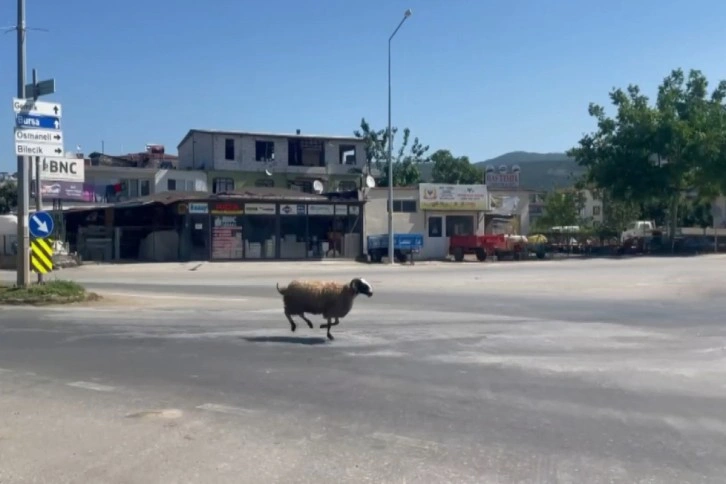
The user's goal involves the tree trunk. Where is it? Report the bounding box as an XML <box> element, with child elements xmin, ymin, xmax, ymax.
<box><xmin>669</xmin><ymin>194</ymin><xmax>679</xmax><ymax>253</ymax></box>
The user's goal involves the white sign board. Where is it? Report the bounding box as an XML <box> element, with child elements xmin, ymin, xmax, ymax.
<box><xmin>280</xmin><ymin>204</ymin><xmax>306</xmax><ymax>216</ymax></box>
<box><xmin>15</xmin><ymin>142</ymin><xmax>64</xmax><ymax>157</ymax></box>
<box><xmin>245</xmin><ymin>203</ymin><xmax>276</xmax><ymax>215</ymax></box>
<box><xmin>30</xmin><ymin>157</ymin><xmax>85</xmax><ymax>183</ymax></box>
<box><xmin>15</xmin><ymin>128</ymin><xmax>63</xmax><ymax>146</ymax></box>
<box><xmin>308</xmin><ymin>204</ymin><xmax>334</xmax><ymax>216</ymax></box>
<box><xmin>12</xmin><ymin>98</ymin><xmax>63</xmax><ymax>118</ymax></box>
<box><xmin>418</xmin><ymin>183</ymin><xmax>488</xmax><ymax>211</ymax></box>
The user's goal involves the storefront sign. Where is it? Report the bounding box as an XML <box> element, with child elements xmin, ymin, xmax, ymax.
<box><xmin>280</xmin><ymin>204</ymin><xmax>306</xmax><ymax>216</ymax></box>
<box><xmin>32</xmin><ymin>180</ymin><xmax>95</xmax><ymax>202</ymax></box>
<box><xmin>334</xmin><ymin>205</ymin><xmax>347</xmax><ymax>216</ymax></box>
<box><xmin>245</xmin><ymin>203</ymin><xmax>275</xmax><ymax>215</ymax></box>
<box><xmin>210</xmin><ymin>201</ymin><xmax>243</xmax><ymax>215</ymax></box>
<box><xmin>419</xmin><ymin>183</ymin><xmax>488</xmax><ymax>211</ymax></box>
<box><xmin>308</xmin><ymin>204</ymin><xmax>334</xmax><ymax>216</ymax></box>
<box><xmin>485</xmin><ymin>172</ymin><xmax>520</xmax><ymax>189</ymax></box>
<box><xmin>189</xmin><ymin>202</ymin><xmax>209</xmax><ymax>214</ymax></box>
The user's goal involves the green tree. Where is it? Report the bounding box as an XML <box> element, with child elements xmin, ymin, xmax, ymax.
<box><xmin>532</xmin><ymin>189</ymin><xmax>586</xmax><ymax>231</ymax></box>
<box><xmin>354</xmin><ymin>118</ymin><xmax>430</xmax><ymax>187</ymax></box>
<box><xmin>430</xmin><ymin>149</ymin><xmax>482</xmax><ymax>184</ymax></box>
<box><xmin>568</xmin><ymin>68</ymin><xmax>726</xmax><ymax>241</ymax></box>
<box><xmin>0</xmin><ymin>182</ymin><xmax>17</xmax><ymax>214</ymax></box>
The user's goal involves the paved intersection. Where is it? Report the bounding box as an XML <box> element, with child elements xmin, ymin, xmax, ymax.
<box><xmin>1</xmin><ymin>256</ymin><xmax>725</xmax><ymax>483</ymax></box>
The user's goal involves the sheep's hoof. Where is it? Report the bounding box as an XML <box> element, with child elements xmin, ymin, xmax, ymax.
<box><xmin>327</xmin><ymin>333</ymin><xmax>335</xmax><ymax>341</ymax></box>
<box><xmin>290</xmin><ymin>325</ymin><xmax>296</xmax><ymax>332</ymax></box>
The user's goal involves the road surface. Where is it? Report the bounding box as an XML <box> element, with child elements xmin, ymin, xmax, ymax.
<box><xmin>1</xmin><ymin>256</ymin><xmax>725</xmax><ymax>483</ymax></box>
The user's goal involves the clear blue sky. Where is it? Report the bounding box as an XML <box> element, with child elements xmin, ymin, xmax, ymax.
<box><xmin>3</xmin><ymin>0</ymin><xmax>726</xmax><ymax>172</ymax></box>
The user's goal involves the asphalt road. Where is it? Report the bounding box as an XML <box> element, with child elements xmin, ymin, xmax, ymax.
<box><xmin>1</xmin><ymin>256</ymin><xmax>726</xmax><ymax>483</ymax></box>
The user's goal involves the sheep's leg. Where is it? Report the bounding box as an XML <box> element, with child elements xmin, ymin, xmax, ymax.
<box><xmin>325</xmin><ymin>318</ymin><xmax>335</xmax><ymax>341</ymax></box>
<box><xmin>284</xmin><ymin>309</ymin><xmax>297</xmax><ymax>332</ymax></box>
<box><xmin>300</xmin><ymin>314</ymin><xmax>314</xmax><ymax>329</ymax></box>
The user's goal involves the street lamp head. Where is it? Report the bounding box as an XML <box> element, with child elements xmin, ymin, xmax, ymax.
<box><xmin>404</xmin><ymin>9</ymin><xmax>412</xmax><ymax>17</ymax></box>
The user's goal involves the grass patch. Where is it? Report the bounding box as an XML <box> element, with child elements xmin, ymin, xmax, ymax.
<box><xmin>0</xmin><ymin>279</ymin><xmax>100</xmax><ymax>306</ymax></box>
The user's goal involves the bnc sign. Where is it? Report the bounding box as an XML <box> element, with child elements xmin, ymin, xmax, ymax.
<box><xmin>31</xmin><ymin>156</ymin><xmax>85</xmax><ymax>183</ymax></box>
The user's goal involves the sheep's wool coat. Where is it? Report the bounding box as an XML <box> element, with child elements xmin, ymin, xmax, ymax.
<box><xmin>281</xmin><ymin>281</ymin><xmax>358</xmax><ymax>319</ymax></box>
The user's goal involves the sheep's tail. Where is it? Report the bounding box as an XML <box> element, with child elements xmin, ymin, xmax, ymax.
<box><xmin>276</xmin><ymin>283</ymin><xmax>285</xmax><ymax>295</ymax></box>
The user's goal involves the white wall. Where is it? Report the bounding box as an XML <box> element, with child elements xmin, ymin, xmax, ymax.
<box><xmin>580</xmin><ymin>189</ymin><xmax>604</xmax><ymax>224</ymax></box>
<box><xmin>155</xmin><ymin>169</ymin><xmax>208</xmax><ymax>193</ymax></box>
<box><xmin>713</xmin><ymin>196</ymin><xmax>726</xmax><ymax>228</ymax></box>
<box><xmin>178</xmin><ymin>132</ymin><xmax>214</xmax><ymax>170</ymax></box>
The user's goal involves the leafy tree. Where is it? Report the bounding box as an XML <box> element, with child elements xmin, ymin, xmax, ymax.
<box><xmin>0</xmin><ymin>182</ymin><xmax>17</xmax><ymax>214</ymax></box>
<box><xmin>532</xmin><ymin>189</ymin><xmax>586</xmax><ymax>231</ymax></box>
<box><xmin>430</xmin><ymin>149</ymin><xmax>482</xmax><ymax>184</ymax></box>
<box><xmin>354</xmin><ymin>118</ymin><xmax>430</xmax><ymax>187</ymax></box>
<box><xmin>568</xmin><ymin>68</ymin><xmax>726</xmax><ymax>241</ymax></box>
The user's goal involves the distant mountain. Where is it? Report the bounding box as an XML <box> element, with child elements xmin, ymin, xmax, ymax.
<box><xmin>417</xmin><ymin>151</ymin><xmax>585</xmax><ymax>192</ymax></box>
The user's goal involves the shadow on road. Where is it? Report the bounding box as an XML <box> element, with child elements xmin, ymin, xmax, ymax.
<box><xmin>241</xmin><ymin>336</ymin><xmax>328</xmax><ymax>345</ymax></box>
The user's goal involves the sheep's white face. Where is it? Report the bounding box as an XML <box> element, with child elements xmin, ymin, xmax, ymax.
<box><xmin>351</xmin><ymin>278</ymin><xmax>373</xmax><ymax>297</ymax></box>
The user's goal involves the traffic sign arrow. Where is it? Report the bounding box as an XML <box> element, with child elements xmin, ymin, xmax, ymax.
<box><xmin>31</xmin><ymin>214</ymin><xmax>49</xmax><ymax>234</ymax></box>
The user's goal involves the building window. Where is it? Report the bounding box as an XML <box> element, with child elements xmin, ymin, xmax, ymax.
<box><xmin>593</xmin><ymin>205</ymin><xmax>601</xmax><ymax>216</ymax></box>
<box><xmin>167</xmin><ymin>179</ymin><xmax>177</xmax><ymax>191</ymax></box>
<box><xmin>213</xmin><ymin>177</ymin><xmax>234</xmax><ymax>194</ymax></box>
<box><xmin>445</xmin><ymin>215</ymin><xmax>474</xmax><ymax>236</ymax></box>
<box><xmin>387</xmin><ymin>200</ymin><xmax>417</xmax><ymax>213</ymax></box>
<box><xmin>140</xmin><ymin>180</ymin><xmax>151</xmax><ymax>196</ymax></box>
<box><xmin>185</xmin><ymin>180</ymin><xmax>195</xmax><ymax>191</ymax></box>
<box><xmin>288</xmin><ymin>138</ymin><xmax>324</xmax><ymax>167</ymax></box>
<box><xmin>255</xmin><ymin>178</ymin><xmax>274</xmax><ymax>188</ymax></box>
<box><xmin>127</xmin><ymin>179</ymin><xmax>139</xmax><ymax>198</ymax></box>
<box><xmin>338</xmin><ymin>180</ymin><xmax>358</xmax><ymax>192</ymax></box>
<box><xmin>339</xmin><ymin>145</ymin><xmax>357</xmax><ymax>165</ymax></box>
<box><xmin>224</xmin><ymin>138</ymin><xmax>235</xmax><ymax>160</ymax></box>
<box><xmin>255</xmin><ymin>141</ymin><xmax>275</xmax><ymax>161</ymax></box>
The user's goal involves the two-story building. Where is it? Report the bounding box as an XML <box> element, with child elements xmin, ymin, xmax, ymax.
<box><xmin>177</xmin><ymin>129</ymin><xmax>368</xmax><ymax>194</ymax></box>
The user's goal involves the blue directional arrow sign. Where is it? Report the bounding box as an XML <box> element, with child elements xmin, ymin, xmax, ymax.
<box><xmin>15</xmin><ymin>113</ymin><xmax>61</xmax><ymax>130</ymax></box>
<box><xmin>29</xmin><ymin>211</ymin><xmax>55</xmax><ymax>239</ymax></box>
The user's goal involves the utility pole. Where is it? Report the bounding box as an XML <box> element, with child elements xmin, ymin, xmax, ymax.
<box><xmin>32</xmin><ymin>69</ymin><xmax>43</xmax><ymax>284</ymax></box>
<box><xmin>16</xmin><ymin>0</ymin><xmax>30</xmax><ymax>287</ymax></box>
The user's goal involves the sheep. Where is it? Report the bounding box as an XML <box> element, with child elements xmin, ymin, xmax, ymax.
<box><xmin>275</xmin><ymin>278</ymin><xmax>373</xmax><ymax>340</ymax></box>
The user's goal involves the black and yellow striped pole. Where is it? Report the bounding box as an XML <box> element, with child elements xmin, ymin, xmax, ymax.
<box><xmin>30</xmin><ymin>236</ymin><xmax>54</xmax><ymax>279</ymax></box>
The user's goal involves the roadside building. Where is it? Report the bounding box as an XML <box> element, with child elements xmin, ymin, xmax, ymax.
<box><xmin>363</xmin><ymin>183</ymin><xmax>489</xmax><ymax>260</ymax></box>
<box><xmin>176</xmin><ymin>129</ymin><xmax>370</xmax><ymax>194</ymax></box>
<box><xmin>62</xmin><ymin>187</ymin><xmax>363</xmax><ymax>263</ymax></box>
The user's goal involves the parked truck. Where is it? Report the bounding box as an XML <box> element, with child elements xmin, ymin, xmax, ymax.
<box><xmin>367</xmin><ymin>233</ymin><xmax>424</xmax><ymax>263</ymax></box>
<box><xmin>448</xmin><ymin>234</ymin><xmax>529</xmax><ymax>262</ymax></box>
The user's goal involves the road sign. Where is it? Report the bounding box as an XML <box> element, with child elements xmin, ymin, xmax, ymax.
<box><xmin>23</xmin><ymin>79</ymin><xmax>56</xmax><ymax>100</ymax></box>
<box><xmin>15</xmin><ymin>113</ymin><xmax>61</xmax><ymax>130</ymax></box>
<box><xmin>12</xmin><ymin>98</ymin><xmax>62</xmax><ymax>117</ymax></box>
<box><xmin>29</xmin><ymin>211</ymin><xmax>55</xmax><ymax>238</ymax></box>
<box><xmin>15</xmin><ymin>128</ymin><xmax>63</xmax><ymax>146</ymax></box>
<box><xmin>15</xmin><ymin>142</ymin><xmax>64</xmax><ymax>157</ymax></box>
<box><xmin>30</xmin><ymin>237</ymin><xmax>54</xmax><ymax>274</ymax></box>
<box><xmin>30</xmin><ymin>156</ymin><xmax>85</xmax><ymax>183</ymax></box>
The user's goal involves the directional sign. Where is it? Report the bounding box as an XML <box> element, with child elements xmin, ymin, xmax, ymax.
<box><xmin>15</xmin><ymin>113</ymin><xmax>61</xmax><ymax>130</ymax></box>
<box><xmin>30</xmin><ymin>156</ymin><xmax>84</xmax><ymax>183</ymax></box>
<box><xmin>15</xmin><ymin>142</ymin><xmax>64</xmax><ymax>157</ymax></box>
<box><xmin>29</xmin><ymin>211</ymin><xmax>55</xmax><ymax>238</ymax></box>
<box><xmin>13</xmin><ymin>98</ymin><xmax>62</xmax><ymax>118</ymax></box>
<box><xmin>23</xmin><ymin>79</ymin><xmax>56</xmax><ymax>100</ymax></box>
<box><xmin>15</xmin><ymin>128</ymin><xmax>63</xmax><ymax>146</ymax></box>
<box><xmin>30</xmin><ymin>237</ymin><xmax>54</xmax><ymax>274</ymax></box>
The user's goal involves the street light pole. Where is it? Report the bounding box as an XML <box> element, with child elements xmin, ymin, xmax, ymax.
<box><xmin>16</xmin><ymin>0</ymin><xmax>30</xmax><ymax>287</ymax></box>
<box><xmin>387</xmin><ymin>8</ymin><xmax>412</xmax><ymax>265</ymax></box>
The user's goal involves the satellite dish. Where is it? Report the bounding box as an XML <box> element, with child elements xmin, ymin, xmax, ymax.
<box><xmin>485</xmin><ymin>165</ymin><xmax>495</xmax><ymax>173</ymax></box>
<box><xmin>365</xmin><ymin>175</ymin><xmax>376</xmax><ymax>188</ymax></box>
<box><xmin>265</xmin><ymin>169</ymin><xmax>272</xmax><ymax>177</ymax></box>
<box><xmin>498</xmin><ymin>164</ymin><xmax>507</xmax><ymax>174</ymax></box>
<box><xmin>313</xmin><ymin>180</ymin><xmax>324</xmax><ymax>194</ymax></box>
